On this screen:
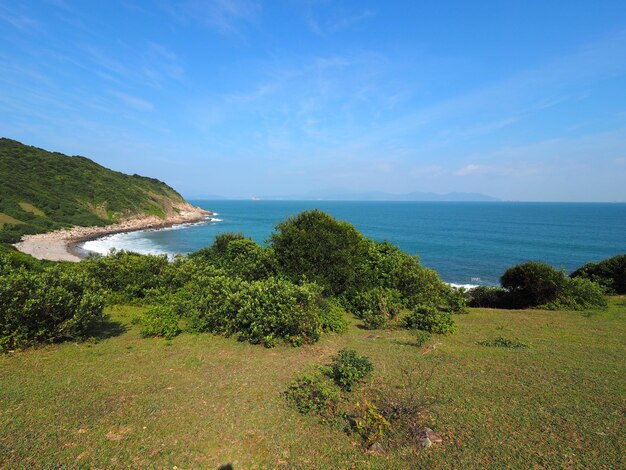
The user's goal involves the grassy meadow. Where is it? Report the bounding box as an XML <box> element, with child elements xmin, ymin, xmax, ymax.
<box><xmin>1</xmin><ymin>298</ymin><xmax>624</xmax><ymax>469</ymax></box>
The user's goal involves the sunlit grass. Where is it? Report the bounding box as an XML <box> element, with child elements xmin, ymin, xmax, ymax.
<box><xmin>1</xmin><ymin>299</ymin><xmax>624</xmax><ymax>468</ymax></box>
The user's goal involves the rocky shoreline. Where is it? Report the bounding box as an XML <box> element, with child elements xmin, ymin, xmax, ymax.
<box><xmin>14</xmin><ymin>204</ymin><xmax>213</xmax><ymax>262</ymax></box>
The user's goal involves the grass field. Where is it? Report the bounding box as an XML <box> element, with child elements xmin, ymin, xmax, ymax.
<box><xmin>0</xmin><ymin>213</ymin><xmax>24</xmax><ymax>229</ymax></box>
<box><xmin>1</xmin><ymin>299</ymin><xmax>624</xmax><ymax>469</ymax></box>
<box><xmin>17</xmin><ymin>202</ymin><xmax>45</xmax><ymax>217</ymax></box>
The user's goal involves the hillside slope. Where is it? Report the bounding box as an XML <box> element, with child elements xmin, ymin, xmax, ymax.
<box><xmin>0</xmin><ymin>138</ymin><xmax>194</xmax><ymax>243</ymax></box>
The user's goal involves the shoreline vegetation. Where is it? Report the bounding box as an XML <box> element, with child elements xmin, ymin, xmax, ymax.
<box><xmin>13</xmin><ymin>203</ymin><xmax>213</xmax><ymax>262</ymax></box>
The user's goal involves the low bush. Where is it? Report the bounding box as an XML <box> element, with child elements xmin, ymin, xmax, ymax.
<box><xmin>500</xmin><ymin>261</ymin><xmax>565</xmax><ymax>308</ymax></box>
<box><xmin>413</xmin><ymin>330</ymin><xmax>432</xmax><ymax>347</ymax></box>
<box><xmin>190</xmin><ymin>234</ymin><xmax>276</xmax><ymax>281</ymax></box>
<box><xmin>543</xmin><ymin>277</ymin><xmax>607</xmax><ymax>311</ymax></box>
<box><xmin>319</xmin><ymin>298</ymin><xmax>348</xmax><ymax>333</ymax></box>
<box><xmin>284</xmin><ymin>371</ymin><xmax>341</xmax><ymax>419</ymax></box>
<box><xmin>467</xmin><ymin>285</ymin><xmax>509</xmax><ymax>308</ymax></box>
<box><xmin>571</xmin><ymin>254</ymin><xmax>626</xmax><ymax>294</ymax></box>
<box><xmin>141</xmin><ymin>275</ymin><xmax>323</xmax><ymax>347</ymax></box>
<box><xmin>0</xmin><ymin>257</ymin><xmax>104</xmax><ymax>350</ymax></box>
<box><xmin>364</xmin><ymin>241</ymin><xmax>467</xmax><ymax>313</ymax></box>
<box><xmin>402</xmin><ymin>305</ymin><xmax>456</xmax><ymax>335</ymax></box>
<box><xmin>330</xmin><ymin>349</ymin><xmax>374</xmax><ymax>391</ymax></box>
<box><xmin>353</xmin><ymin>400</ymin><xmax>391</xmax><ymax>447</ymax></box>
<box><xmin>233</xmin><ymin>278</ymin><xmax>322</xmax><ymax>347</ymax></box>
<box><xmin>346</xmin><ymin>287</ymin><xmax>403</xmax><ymax>329</ymax></box>
<box><xmin>141</xmin><ymin>304</ymin><xmax>181</xmax><ymax>340</ymax></box>
<box><xmin>79</xmin><ymin>250</ymin><xmax>170</xmax><ymax>303</ymax></box>
<box><xmin>478</xmin><ymin>336</ymin><xmax>529</xmax><ymax>349</ymax></box>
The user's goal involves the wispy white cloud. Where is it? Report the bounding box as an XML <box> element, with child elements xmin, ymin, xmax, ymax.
<box><xmin>167</xmin><ymin>0</ymin><xmax>260</xmax><ymax>34</ymax></box>
<box><xmin>113</xmin><ymin>91</ymin><xmax>154</xmax><ymax>111</ymax></box>
<box><xmin>0</xmin><ymin>3</ymin><xmax>39</xmax><ymax>31</ymax></box>
<box><xmin>303</xmin><ymin>3</ymin><xmax>376</xmax><ymax>37</ymax></box>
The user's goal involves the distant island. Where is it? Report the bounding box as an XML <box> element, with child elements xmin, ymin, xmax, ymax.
<box><xmin>0</xmin><ymin>138</ymin><xmax>212</xmax><ymax>260</ymax></box>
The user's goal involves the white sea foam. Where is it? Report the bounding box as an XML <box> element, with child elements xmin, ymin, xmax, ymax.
<box><xmin>81</xmin><ymin>216</ymin><xmax>222</xmax><ymax>258</ymax></box>
<box><xmin>448</xmin><ymin>283</ymin><xmax>479</xmax><ymax>290</ymax></box>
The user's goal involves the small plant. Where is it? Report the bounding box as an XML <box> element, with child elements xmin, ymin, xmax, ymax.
<box><xmin>330</xmin><ymin>349</ymin><xmax>374</xmax><ymax>391</ymax></box>
<box><xmin>354</xmin><ymin>400</ymin><xmax>391</xmax><ymax>447</ymax></box>
<box><xmin>375</xmin><ymin>361</ymin><xmax>442</xmax><ymax>449</ymax></box>
<box><xmin>284</xmin><ymin>372</ymin><xmax>340</xmax><ymax>419</ymax></box>
<box><xmin>413</xmin><ymin>330</ymin><xmax>432</xmax><ymax>347</ymax></box>
<box><xmin>402</xmin><ymin>305</ymin><xmax>456</xmax><ymax>335</ymax></box>
<box><xmin>478</xmin><ymin>336</ymin><xmax>529</xmax><ymax>349</ymax></box>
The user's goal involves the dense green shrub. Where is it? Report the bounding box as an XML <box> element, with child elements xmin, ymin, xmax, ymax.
<box><xmin>142</xmin><ymin>275</ymin><xmax>322</xmax><ymax>347</ymax></box>
<box><xmin>180</xmin><ymin>274</ymin><xmax>241</xmax><ymax>335</ymax></box>
<box><xmin>330</xmin><ymin>349</ymin><xmax>374</xmax><ymax>391</ymax></box>
<box><xmin>318</xmin><ymin>298</ymin><xmax>348</xmax><ymax>333</ymax></box>
<box><xmin>500</xmin><ymin>262</ymin><xmax>565</xmax><ymax>308</ymax></box>
<box><xmin>571</xmin><ymin>254</ymin><xmax>626</xmax><ymax>294</ymax></box>
<box><xmin>190</xmin><ymin>233</ymin><xmax>276</xmax><ymax>281</ymax></box>
<box><xmin>364</xmin><ymin>241</ymin><xmax>466</xmax><ymax>313</ymax></box>
<box><xmin>271</xmin><ymin>209</ymin><xmax>370</xmax><ymax>295</ymax></box>
<box><xmin>284</xmin><ymin>372</ymin><xmax>341</xmax><ymax>418</ymax></box>
<box><xmin>402</xmin><ymin>305</ymin><xmax>456</xmax><ymax>335</ymax></box>
<box><xmin>481</xmin><ymin>261</ymin><xmax>610</xmax><ymax>311</ymax></box>
<box><xmin>345</xmin><ymin>287</ymin><xmax>403</xmax><ymax>329</ymax></box>
<box><xmin>467</xmin><ymin>285</ymin><xmax>509</xmax><ymax>308</ymax></box>
<box><xmin>140</xmin><ymin>304</ymin><xmax>181</xmax><ymax>340</ymax></box>
<box><xmin>543</xmin><ymin>277</ymin><xmax>608</xmax><ymax>310</ymax></box>
<box><xmin>232</xmin><ymin>278</ymin><xmax>322</xmax><ymax>347</ymax></box>
<box><xmin>0</xmin><ymin>257</ymin><xmax>104</xmax><ymax>350</ymax></box>
<box><xmin>79</xmin><ymin>250</ymin><xmax>170</xmax><ymax>302</ymax></box>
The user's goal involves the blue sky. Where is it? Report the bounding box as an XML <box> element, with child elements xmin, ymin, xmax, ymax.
<box><xmin>1</xmin><ymin>1</ymin><xmax>625</xmax><ymax>201</ymax></box>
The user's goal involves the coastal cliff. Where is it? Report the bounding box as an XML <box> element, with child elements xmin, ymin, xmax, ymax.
<box><xmin>0</xmin><ymin>137</ymin><xmax>211</xmax><ymax>260</ymax></box>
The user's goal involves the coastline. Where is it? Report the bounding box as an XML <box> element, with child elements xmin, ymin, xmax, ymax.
<box><xmin>13</xmin><ymin>204</ymin><xmax>213</xmax><ymax>262</ymax></box>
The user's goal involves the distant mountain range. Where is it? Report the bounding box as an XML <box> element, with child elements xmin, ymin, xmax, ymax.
<box><xmin>257</xmin><ymin>191</ymin><xmax>501</xmax><ymax>202</ymax></box>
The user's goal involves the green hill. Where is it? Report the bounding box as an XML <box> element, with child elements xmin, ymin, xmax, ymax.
<box><xmin>0</xmin><ymin>138</ymin><xmax>188</xmax><ymax>243</ymax></box>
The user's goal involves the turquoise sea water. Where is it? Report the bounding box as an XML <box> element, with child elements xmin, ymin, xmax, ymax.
<box><xmin>82</xmin><ymin>201</ymin><xmax>626</xmax><ymax>286</ymax></box>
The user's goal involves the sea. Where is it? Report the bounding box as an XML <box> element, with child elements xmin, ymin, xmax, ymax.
<box><xmin>81</xmin><ymin>201</ymin><xmax>626</xmax><ymax>287</ymax></box>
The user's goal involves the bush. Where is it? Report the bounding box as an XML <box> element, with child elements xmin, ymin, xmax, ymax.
<box><xmin>0</xmin><ymin>258</ymin><xmax>104</xmax><ymax>350</ymax></box>
<box><xmin>353</xmin><ymin>400</ymin><xmax>391</xmax><ymax>447</ymax></box>
<box><xmin>190</xmin><ymin>234</ymin><xmax>275</xmax><ymax>281</ymax></box>
<box><xmin>271</xmin><ymin>209</ymin><xmax>370</xmax><ymax>295</ymax></box>
<box><xmin>79</xmin><ymin>250</ymin><xmax>170</xmax><ymax>302</ymax></box>
<box><xmin>346</xmin><ymin>287</ymin><xmax>403</xmax><ymax>329</ymax></box>
<box><xmin>413</xmin><ymin>330</ymin><xmax>432</xmax><ymax>347</ymax></box>
<box><xmin>402</xmin><ymin>305</ymin><xmax>456</xmax><ymax>335</ymax></box>
<box><xmin>500</xmin><ymin>261</ymin><xmax>565</xmax><ymax>308</ymax></box>
<box><xmin>330</xmin><ymin>349</ymin><xmax>374</xmax><ymax>391</ymax></box>
<box><xmin>544</xmin><ymin>277</ymin><xmax>608</xmax><ymax>311</ymax></box>
<box><xmin>467</xmin><ymin>285</ymin><xmax>509</xmax><ymax>308</ymax></box>
<box><xmin>284</xmin><ymin>372</ymin><xmax>340</xmax><ymax>418</ymax></box>
<box><xmin>141</xmin><ymin>304</ymin><xmax>182</xmax><ymax>340</ymax></box>
<box><xmin>233</xmin><ymin>278</ymin><xmax>322</xmax><ymax>347</ymax></box>
<box><xmin>147</xmin><ymin>275</ymin><xmax>323</xmax><ymax>347</ymax></box>
<box><xmin>571</xmin><ymin>254</ymin><xmax>626</xmax><ymax>294</ymax></box>
<box><xmin>364</xmin><ymin>241</ymin><xmax>466</xmax><ymax>313</ymax></box>
<box><xmin>319</xmin><ymin>298</ymin><xmax>348</xmax><ymax>333</ymax></box>
<box><xmin>478</xmin><ymin>336</ymin><xmax>529</xmax><ymax>348</ymax></box>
